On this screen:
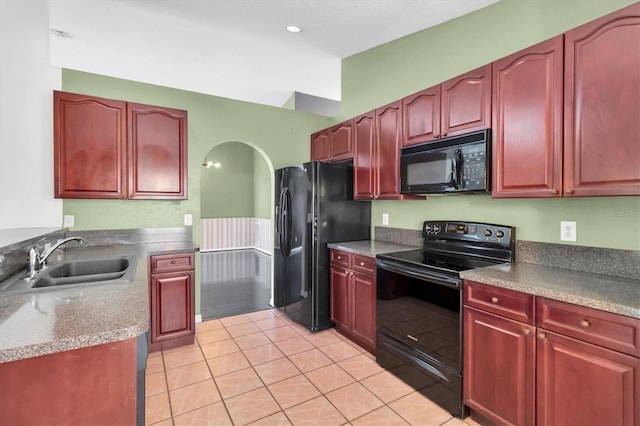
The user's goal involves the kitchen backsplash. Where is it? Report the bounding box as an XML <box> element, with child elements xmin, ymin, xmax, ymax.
<box><xmin>374</xmin><ymin>226</ymin><xmax>639</xmax><ymax>280</ymax></box>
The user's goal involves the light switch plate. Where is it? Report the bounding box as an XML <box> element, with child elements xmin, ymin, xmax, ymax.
<box><xmin>184</xmin><ymin>214</ymin><xmax>193</xmax><ymax>226</ymax></box>
<box><xmin>63</xmin><ymin>215</ymin><xmax>75</xmax><ymax>228</ymax></box>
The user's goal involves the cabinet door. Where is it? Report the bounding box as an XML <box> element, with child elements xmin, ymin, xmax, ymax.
<box><xmin>375</xmin><ymin>101</ymin><xmax>403</xmax><ymax>199</ymax></box>
<box><xmin>330</xmin><ymin>266</ymin><xmax>350</xmax><ymax>330</ymax></box>
<box><xmin>564</xmin><ymin>4</ymin><xmax>640</xmax><ymax>196</ymax></box>
<box><xmin>54</xmin><ymin>91</ymin><xmax>127</xmax><ymax>199</ymax></box>
<box><xmin>441</xmin><ymin>65</ymin><xmax>491</xmax><ymax>138</ymax></box>
<box><xmin>402</xmin><ymin>86</ymin><xmax>440</xmax><ymax>146</ymax></box>
<box><xmin>353</xmin><ymin>111</ymin><xmax>376</xmax><ymax>200</ymax></box>
<box><xmin>350</xmin><ymin>272</ymin><xmax>376</xmax><ymax>353</ymax></box>
<box><xmin>492</xmin><ymin>36</ymin><xmax>564</xmax><ymax>198</ymax></box>
<box><xmin>128</xmin><ymin>103</ymin><xmax>187</xmax><ymax>199</ymax></box>
<box><xmin>150</xmin><ymin>271</ymin><xmax>194</xmax><ymax>343</ymax></box>
<box><xmin>464</xmin><ymin>307</ymin><xmax>536</xmax><ymax>426</ymax></box>
<box><xmin>330</xmin><ymin>121</ymin><xmax>353</xmax><ymax>161</ymax></box>
<box><xmin>537</xmin><ymin>330</ymin><xmax>640</xmax><ymax>426</ymax></box>
<box><xmin>311</xmin><ymin>129</ymin><xmax>331</xmax><ymax>162</ymax></box>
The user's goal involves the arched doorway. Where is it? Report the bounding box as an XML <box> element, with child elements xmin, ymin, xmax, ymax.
<box><xmin>199</xmin><ymin>141</ymin><xmax>274</xmax><ymax>320</ymax></box>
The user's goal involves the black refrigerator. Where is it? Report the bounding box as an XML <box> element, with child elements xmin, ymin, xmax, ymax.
<box><xmin>274</xmin><ymin>161</ymin><xmax>371</xmax><ymax>332</ymax></box>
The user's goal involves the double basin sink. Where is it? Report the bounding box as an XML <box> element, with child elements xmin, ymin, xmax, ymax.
<box><xmin>0</xmin><ymin>256</ymin><xmax>137</xmax><ymax>293</ymax></box>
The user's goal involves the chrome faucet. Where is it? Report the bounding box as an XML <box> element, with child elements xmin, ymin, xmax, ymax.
<box><xmin>27</xmin><ymin>237</ymin><xmax>85</xmax><ymax>276</ymax></box>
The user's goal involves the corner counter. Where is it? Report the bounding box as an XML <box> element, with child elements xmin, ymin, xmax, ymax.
<box><xmin>0</xmin><ymin>241</ymin><xmax>198</xmax><ymax>363</ymax></box>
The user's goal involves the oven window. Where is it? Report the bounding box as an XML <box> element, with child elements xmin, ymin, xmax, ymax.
<box><xmin>377</xmin><ymin>269</ymin><xmax>461</xmax><ymax>370</ymax></box>
<box><xmin>406</xmin><ymin>158</ymin><xmax>452</xmax><ymax>186</ymax></box>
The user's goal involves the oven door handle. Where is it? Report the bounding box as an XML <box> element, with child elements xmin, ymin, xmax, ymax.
<box><xmin>376</xmin><ymin>260</ymin><xmax>461</xmax><ymax>289</ymax></box>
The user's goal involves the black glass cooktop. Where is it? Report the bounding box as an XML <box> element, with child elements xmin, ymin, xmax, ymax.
<box><xmin>377</xmin><ymin>249</ymin><xmax>500</xmax><ymax>273</ymax></box>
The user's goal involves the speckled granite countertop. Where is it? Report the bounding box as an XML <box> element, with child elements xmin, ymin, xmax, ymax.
<box><xmin>327</xmin><ymin>240</ymin><xmax>421</xmax><ymax>257</ymax></box>
<box><xmin>0</xmin><ymin>241</ymin><xmax>198</xmax><ymax>363</ymax></box>
<box><xmin>461</xmin><ymin>262</ymin><xmax>640</xmax><ymax>319</ymax></box>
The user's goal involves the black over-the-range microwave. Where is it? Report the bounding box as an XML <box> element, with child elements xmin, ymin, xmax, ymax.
<box><xmin>400</xmin><ymin>129</ymin><xmax>491</xmax><ymax>195</ymax></box>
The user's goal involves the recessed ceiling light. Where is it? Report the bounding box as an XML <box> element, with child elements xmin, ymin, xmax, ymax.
<box><xmin>285</xmin><ymin>26</ymin><xmax>301</xmax><ymax>33</ymax></box>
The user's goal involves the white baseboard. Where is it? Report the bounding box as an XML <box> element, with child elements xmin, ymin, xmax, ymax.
<box><xmin>195</xmin><ymin>314</ymin><xmax>202</xmax><ymax>323</ymax></box>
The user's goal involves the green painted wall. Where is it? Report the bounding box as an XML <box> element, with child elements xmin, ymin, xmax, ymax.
<box><xmin>201</xmin><ymin>142</ymin><xmax>255</xmax><ymax>218</ymax></box>
<box><xmin>339</xmin><ymin>0</ymin><xmax>640</xmax><ymax>250</ymax></box>
<box><xmin>61</xmin><ymin>69</ymin><xmax>331</xmax><ymax>239</ymax></box>
<box><xmin>253</xmin><ymin>150</ymin><xmax>271</xmax><ymax>219</ymax></box>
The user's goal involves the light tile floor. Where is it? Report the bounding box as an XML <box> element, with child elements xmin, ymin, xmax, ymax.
<box><xmin>146</xmin><ymin>308</ymin><xmax>481</xmax><ymax>426</ymax></box>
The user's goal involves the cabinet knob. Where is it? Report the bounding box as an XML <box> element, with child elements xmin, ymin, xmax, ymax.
<box><xmin>359</xmin><ymin>261</ymin><xmax>365</xmax><ymax>266</ymax></box>
<box><xmin>523</xmin><ymin>328</ymin><xmax>531</xmax><ymax>336</ymax></box>
<box><xmin>171</xmin><ymin>260</ymin><xmax>176</xmax><ymax>264</ymax></box>
<box><xmin>551</xmin><ymin>189</ymin><xmax>558</xmax><ymax>195</ymax></box>
<box><xmin>337</xmin><ymin>256</ymin><xmax>342</xmax><ymax>260</ymax></box>
<box><xmin>434</xmin><ymin>133</ymin><xmax>440</xmax><ymax>138</ymax></box>
<box><xmin>441</xmin><ymin>131</ymin><xmax>447</xmax><ymax>137</ymax></box>
<box><xmin>580</xmin><ymin>319</ymin><xmax>590</xmax><ymax>328</ymax></box>
<box><xmin>537</xmin><ymin>333</ymin><xmax>546</xmax><ymax>340</ymax></box>
<box><xmin>566</xmin><ymin>188</ymin><xmax>574</xmax><ymax>194</ymax></box>
<box><xmin>490</xmin><ymin>297</ymin><xmax>499</xmax><ymax>304</ymax></box>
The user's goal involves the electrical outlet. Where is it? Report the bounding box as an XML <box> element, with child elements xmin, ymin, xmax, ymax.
<box><xmin>63</xmin><ymin>215</ymin><xmax>75</xmax><ymax>228</ymax></box>
<box><xmin>184</xmin><ymin>214</ymin><xmax>193</xmax><ymax>226</ymax></box>
<box><xmin>560</xmin><ymin>221</ymin><xmax>577</xmax><ymax>242</ymax></box>
<box><xmin>382</xmin><ymin>213</ymin><xmax>389</xmax><ymax>226</ymax></box>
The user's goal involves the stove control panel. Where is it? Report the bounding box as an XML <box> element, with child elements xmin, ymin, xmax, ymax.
<box><xmin>423</xmin><ymin>221</ymin><xmax>514</xmax><ymax>245</ymax></box>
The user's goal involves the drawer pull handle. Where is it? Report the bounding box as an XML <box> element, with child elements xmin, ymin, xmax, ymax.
<box><xmin>580</xmin><ymin>319</ymin><xmax>590</xmax><ymax>328</ymax></box>
<box><xmin>406</xmin><ymin>334</ymin><xmax>418</xmax><ymax>342</ymax></box>
<box><xmin>490</xmin><ymin>297</ymin><xmax>499</xmax><ymax>304</ymax></box>
<box><xmin>523</xmin><ymin>329</ymin><xmax>531</xmax><ymax>336</ymax></box>
<box><xmin>537</xmin><ymin>333</ymin><xmax>546</xmax><ymax>340</ymax></box>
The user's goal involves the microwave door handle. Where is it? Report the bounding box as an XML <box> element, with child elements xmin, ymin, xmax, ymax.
<box><xmin>452</xmin><ymin>149</ymin><xmax>462</xmax><ymax>190</ymax></box>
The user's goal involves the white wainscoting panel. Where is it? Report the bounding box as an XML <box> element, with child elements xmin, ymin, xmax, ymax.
<box><xmin>201</xmin><ymin>217</ymin><xmax>271</xmax><ymax>254</ymax></box>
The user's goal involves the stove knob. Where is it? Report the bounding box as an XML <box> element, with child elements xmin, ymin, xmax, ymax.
<box><xmin>484</xmin><ymin>229</ymin><xmax>493</xmax><ymax>237</ymax></box>
<box><xmin>496</xmin><ymin>230</ymin><xmax>505</xmax><ymax>238</ymax></box>
<box><xmin>425</xmin><ymin>224</ymin><xmax>432</xmax><ymax>233</ymax></box>
<box><xmin>433</xmin><ymin>224</ymin><xmax>441</xmax><ymax>233</ymax></box>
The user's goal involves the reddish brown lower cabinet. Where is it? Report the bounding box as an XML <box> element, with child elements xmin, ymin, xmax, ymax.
<box><xmin>537</xmin><ymin>330</ymin><xmax>640</xmax><ymax>426</ymax></box>
<box><xmin>0</xmin><ymin>338</ymin><xmax>137</xmax><ymax>425</ymax></box>
<box><xmin>329</xmin><ymin>249</ymin><xmax>376</xmax><ymax>354</ymax></box>
<box><xmin>149</xmin><ymin>252</ymin><xmax>195</xmax><ymax>352</ymax></box>
<box><xmin>464</xmin><ymin>280</ymin><xmax>640</xmax><ymax>426</ymax></box>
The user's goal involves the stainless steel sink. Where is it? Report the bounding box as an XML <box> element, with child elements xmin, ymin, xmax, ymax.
<box><xmin>0</xmin><ymin>256</ymin><xmax>137</xmax><ymax>292</ymax></box>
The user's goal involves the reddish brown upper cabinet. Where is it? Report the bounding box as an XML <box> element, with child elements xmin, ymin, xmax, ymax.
<box><xmin>128</xmin><ymin>103</ymin><xmax>188</xmax><ymax>199</ymax></box>
<box><xmin>310</xmin><ymin>120</ymin><xmax>354</xmax><ymax>162</ymax></box>
<box><xmin>54</xmin><ymin>91</ymin><xmax>128</xmax><ymax>199</ymax></box>
<box><xmin>330</xmin><ymin>249</ymin><xmax>376</xmax><ymax>354</ymax></box>
<box><xmin>54</xmin><ymin>91</ymin><xmax>188</xmax><ymax>200</ymax></box>
<box><xmin>403</xmin><ymin>65</ymin><xmax>491</xmax><ymax>146</ymax></box>
<box><xmin>310</xmin><ymin>129</ymin><xmax>331</xmax><ymax>162</ymax></box>
<box><xmin>564</xmin><ymin>3</ymin><xmax>640</xmax><ymax>196</ymax></box>
<box><xmin>149</xmin><ymin>252</ymin><xmax>195</xmax><ymax>352</ymax></box>
<box><xmin>375</xmin><ymin>101</ymin><xmax>404</xmax><ymax>199</ymax></box>
<box><xmin>492</xmin><ymin>36</ymin><xmax>564</xmax><ymax>198</ymax></box>
<box><xmin>353</xmin><ymin>111</ymin><xmax>376</xmax><ymax>200</ymax></box>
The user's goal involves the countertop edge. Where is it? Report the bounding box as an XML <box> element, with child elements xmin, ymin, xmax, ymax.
<box><xmin>327</xmin><ymin>240</ymin><xmax>421</xmax><ymax>257</ymax></box>
<box><xmin>461</xmin><ymin>263</ymin><xmax>640</xmax><ymax>319</ymax></box>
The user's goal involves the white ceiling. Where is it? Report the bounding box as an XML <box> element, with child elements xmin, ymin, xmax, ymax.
<box><xmin>49</xmin><ymin>0</ymin><xmax>499</xmax><ymax>108</ymax></box>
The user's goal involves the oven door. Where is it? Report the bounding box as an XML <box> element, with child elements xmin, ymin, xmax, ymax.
<box><xmin>376</xmin><ymin>259</ymin><xmax>466</xmax><ymax>417</ymax></box>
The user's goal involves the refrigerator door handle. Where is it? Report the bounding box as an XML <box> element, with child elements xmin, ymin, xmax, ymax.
<box><xmin>283</xmin><ymin>188</ymin><xmax>292</xmax><ymax>257</ymax></box>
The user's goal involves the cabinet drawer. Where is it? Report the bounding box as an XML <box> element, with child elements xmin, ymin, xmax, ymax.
<box><xmin>150</xmin><ymin>252</ymin><xmax>194</xmax><ymax>274</ymax></box>
<box><xmin>464</xmin><ymin>281</ymin><xmax>534</xmax><ymax>324</ymax></box>
<box><xmin>351</xmin><ymin>254</ymin><xmax>376</xmax><ymax>275</ymax></box>
<box><xmin>330</xmin><ymin>250</ymin><xmax>351</xmax><ymax>268</ymax></box>
<box><xmin>537</xmin><ymin>298</ymin><xmax>640</xmax><ymax>357</ymax></box>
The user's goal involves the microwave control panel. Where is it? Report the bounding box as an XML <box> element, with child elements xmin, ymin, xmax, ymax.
<box><xmin>460</xmin><ymin>145</ymin><xmax>487</xmax><ymax>191</ymax></box>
